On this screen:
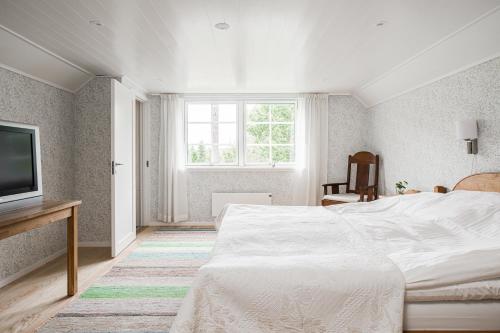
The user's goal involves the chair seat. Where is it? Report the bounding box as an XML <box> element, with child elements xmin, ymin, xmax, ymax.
<box><xmin>323</xmin><ymin>193</ymin><xmax>360</xmax><ymax>203</ymax></box>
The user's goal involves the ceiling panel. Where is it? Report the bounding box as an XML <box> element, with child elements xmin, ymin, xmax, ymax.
<box><xmin>0</xmin><ymin>26</ymin><xmax>92</xmax><ymax>92</ymax></box>
<box><xmin>357</xmin><ymin>7</ymin><xmax>500</xmax><ymax>106</ymax></box>
<box><xmin>0</xmin><ymin>0</ymin><xmax>499</xmax><ymax>98</ymax></box>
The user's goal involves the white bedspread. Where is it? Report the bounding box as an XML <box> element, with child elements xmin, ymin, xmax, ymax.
<box><xmin>171</xmin><ymin>191</ymin><xmax>500</xmax><ymax>333</ymax></box>
<box><xmin>334</xmin><ymin>191</ymin><xmax>500</xmax><ymax>289</ymax></box>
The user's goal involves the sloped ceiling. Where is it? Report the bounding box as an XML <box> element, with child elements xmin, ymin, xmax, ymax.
<box><xmin>0</xmin><ymin>0</ymin><xmax>499</xmax><ymax>105</ymax></box>
<box><xmin>356</xmin><ymin>6</ymin><xmax>500</xmax><ymax>106</ymax></box>
<box><xmin>0</xmin><ymin>25</ymin><xmax>93</xmax><ymax>93</ymax></box>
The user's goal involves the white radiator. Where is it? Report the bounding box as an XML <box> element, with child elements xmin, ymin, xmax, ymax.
<box><xmin>211</xmin><ymin>193</ymin><xmax>272</xmax><ymax>217</ymax></box>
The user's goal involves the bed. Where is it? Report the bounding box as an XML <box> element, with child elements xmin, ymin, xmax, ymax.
<box><xmin>171</xmin><ymin>173</ymin><xmax>500</xmax><ymax>333</ymax></box>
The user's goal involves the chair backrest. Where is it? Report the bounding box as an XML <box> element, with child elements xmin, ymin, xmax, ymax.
<box><xmin>346</xmin><ymin>151</ymin><xmax>379</xmax><ymax>194</ymax></box>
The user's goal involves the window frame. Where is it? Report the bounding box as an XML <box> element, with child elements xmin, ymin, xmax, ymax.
<box><xmin>243</xmin><ymin>100</ymin><xmax>297</xmax><ymax>167</ymax></box>
<box><xmin>184</xmin><ymin>101</ymin><xmax>239</xmax><ymax>166</ymax></box>
<box><xmin>184</xmin><ymin>97</ymin><xmax>297</xmax><ymax>169</ymax></box>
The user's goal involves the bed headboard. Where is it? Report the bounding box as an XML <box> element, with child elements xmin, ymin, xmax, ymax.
<box><xmin>453</xmin><ymin>172</ymin><xmax>500</xmax><ymax>192</ymax></box>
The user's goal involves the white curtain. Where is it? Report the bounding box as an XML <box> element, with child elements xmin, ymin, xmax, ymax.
<box><xmin>292</xmin><ymin>94</ymin><xmax>329</xmax><ymax>205</ymax></box>
<box><xmin>158</xmin><ymin>94</ymin><xmax>189</xmax><ymax>222</ymax></box>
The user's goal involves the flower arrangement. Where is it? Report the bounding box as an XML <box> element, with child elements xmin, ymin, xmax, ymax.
<box><xmin>395</xmin><ymin>180</ymin><xmax>408</xmax><ymax>194</ymax></box>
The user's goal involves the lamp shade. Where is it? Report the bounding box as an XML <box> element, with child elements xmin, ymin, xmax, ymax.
<box><xmin>455</xmin><ymin>119</ymin><xmax>478</xmax><ymax>140</ymax></box>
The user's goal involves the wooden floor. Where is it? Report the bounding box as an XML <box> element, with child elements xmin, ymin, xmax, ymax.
<box><xmin>0</xmin><ymin>224</ymin><xmax>214</xmax><ymax>333</ymax></box>
<box><xmin>0</xmin><ymin>247</ymin><xmax>113</xmax><ymax>333</ymax></box>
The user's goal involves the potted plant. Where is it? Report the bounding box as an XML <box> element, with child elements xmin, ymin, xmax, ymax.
<box><xmin>395</xmin><ymin>180</ymin><xmax>408</xmax><ymax>195</ymax></box>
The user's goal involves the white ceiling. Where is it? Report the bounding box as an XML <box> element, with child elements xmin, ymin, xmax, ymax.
<box><xmin>0</xmin><ymin>26</ymin><xmax>92</xmax><ymax>92</ymax></box>
<box><xmin>0</xmin><ymin>0</ymin><xmax>499</xmax><ymax>106</ymax></box>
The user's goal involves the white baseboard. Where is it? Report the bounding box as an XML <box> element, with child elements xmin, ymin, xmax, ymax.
<box><xmin>0</xmin><ymin>248</ymin><xmax>66</xmax><ymax>289</ymax></box>
<box><xmin>0</xmin><ymin>241</ymin><xmax>111</xmax><ymax>289</ymax></box>
<box><xmin>79</xmin><ymin>241</ymin><xmax>110</xmax><ymax>247</ymax></box>
<box><xmin>143</xmin><ymin>220</ymin><xmax>168</xmax><ymax>226</ymax></box>
<box><xmin>144</xmin><ymin>220</ymin><xmax>215</xmax><ymax>226</ymax></box>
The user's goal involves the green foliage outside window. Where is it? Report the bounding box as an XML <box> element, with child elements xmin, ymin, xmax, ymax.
<box><xmin>247</xmin><ymin>104</ymin><xmax>269</xmax><ymax>122</ymax></box>
<box><xmin>246</xmin><ymin>124</ymin><xmax>269</xmax><ymax>144</ymax></box>
<box><xmin>272</xmin><ymin>145</ymin><xmax>294</xmax><ymax>162</ymax></box>
<box><xmin>271</xmin><ymin>104</ymin><xmax>295</xmax><ymax>122</ymax></box>
<box><xmin>189</xmin><ymin>144</ymin><xmax>237</xmax><ymax>165</ymax></box>
<box><xmin>246</xmin><ymin>146</ymin><xmax>270</xmax><ymax>163</ymax></box>
<box><xmin>189</xmin><ymin>144</ymin><xmax>210</xmax><ymax>164</ymax></box>
<box><xmin>246</xmin><ymin>103</ymin><xmax>295</xmax><ymax>164</ymax></box>
<box><xmin>220</xmin><ymin>146</ymin><xmax>236</xmax><ymax>164</ymax></box>
<box><xmin>271</xmin><ymin>124</ymin><xmax>293</xmax><ymax>144</ymax></box>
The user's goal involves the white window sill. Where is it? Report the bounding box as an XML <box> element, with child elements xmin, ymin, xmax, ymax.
<box><xmin>185</xmin><ymin>166</ymin><xmax>296</xmax><ymax>173</ymax></box>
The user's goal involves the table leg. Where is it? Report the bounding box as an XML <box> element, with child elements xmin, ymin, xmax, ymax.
<box><xmin>67</xmin><ymin>206</ymin><xmax>78</xmax><ymax>296</ymax></box>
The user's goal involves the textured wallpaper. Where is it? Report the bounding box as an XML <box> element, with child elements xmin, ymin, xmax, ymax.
<box><xmin>327</xmin><ymin>95</ymin><xmax>370</xmax><ymax>183</ymax></box>
<box><xmin>0</xmin><ymin>67</ymin><xmax>75</xmax><ymax>281</ymax></box>
<box><xmin>74</xmin><ymin>78</ymin><xmax>112</xmax><ymax>243</ymax></box>
<box><xmin>147</xmin><ymin>95</ymin><xmax>368</xmax><ymax>221</ymax></box>
<box><xmin>148</xmin><ymin>95</ymin><xmax>161</xmax><ymax>220</ymax></box>
<box><xmin>368</xmin><ymin>56</ymin><xmax>500</xmax><ymax>194</ymax></box>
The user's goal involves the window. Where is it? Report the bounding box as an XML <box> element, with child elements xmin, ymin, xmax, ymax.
<box><xmin>186</xmin><ymin>103</ymin><xmax>238</xmax><ymax>165</ymax></box>
<box><xmin>245</xmin><ymin>103</ymin><xmax>295</xmax><ymax>165</ymax></box>
<box><xmin>185</xmin><ymin>100</ymin><xmax>296</xmax><ymax>167</ymax></box>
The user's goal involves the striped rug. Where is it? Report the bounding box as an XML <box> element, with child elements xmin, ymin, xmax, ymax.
<box><xmin>38</xmin><ymin>229</ymin><xmax>216</xmax><ymax>333</ymax></box>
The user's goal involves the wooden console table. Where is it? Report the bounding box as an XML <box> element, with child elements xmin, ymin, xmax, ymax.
<box><xmin>0</xmin><ymin>199</ymin><xmax>82</xmax><ymax>296</ymax></box>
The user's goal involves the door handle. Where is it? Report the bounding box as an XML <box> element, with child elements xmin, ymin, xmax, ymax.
<box><xmin>111</xmin><ymin>161</ymin><xmax>124</xmax><ymax>175</ymax></box>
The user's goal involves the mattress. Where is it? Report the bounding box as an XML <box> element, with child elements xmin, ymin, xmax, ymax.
<box><xmin>404</xmin><ymin>301</ymin><xmax>500</xmax><ymax>331</ymax></box>
<box><xmin>406</xmin><ymin>278</ymin><xmax>500</xmax><ymax>302</ymax></box>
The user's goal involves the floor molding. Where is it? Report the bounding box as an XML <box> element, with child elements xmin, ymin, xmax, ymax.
<box><xmin>79</xmin><ymin>241</ymin><xmax>110</xmax><ymax>247</ymax></box>
<box><xmin>0</xmin><ymin>248</ymin><xmax>66</xmax><ymax>289</ymax></box>
<box><xmin>144</xmin><ymin>220</ymin><xmax>215</xmax><ymax>229</ymax></box>
<box><xmin>143</xmin><ymin>220</ymin><xmax>170</xmax><ymax>226</ymax></box>
<box><xmin>0</xmin><ymin>242</ymin><xmax>110</xmax><ymax>289</ymax></box>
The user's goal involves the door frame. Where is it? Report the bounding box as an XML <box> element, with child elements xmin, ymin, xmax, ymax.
<box><xmin>119</xmin><ymin>76</ymin><xmax>151</xmax><ymax>227</ymax></box>
<box><xmin>134</xmin><ymin>97</ymin><xmax>151</xmax><ymax>228</ymax></box>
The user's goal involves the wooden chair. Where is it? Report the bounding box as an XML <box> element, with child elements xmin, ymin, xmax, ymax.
<box><xmin>322</xmin><ymin>151</ymin><xmax>380</xmax><ymax>206</ymax></box>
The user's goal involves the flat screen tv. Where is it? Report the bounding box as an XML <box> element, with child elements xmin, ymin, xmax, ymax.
<box><xmin>0</xmin><ymin>120</ymin><xmax>43</xmax><ymax>204</ymax></box>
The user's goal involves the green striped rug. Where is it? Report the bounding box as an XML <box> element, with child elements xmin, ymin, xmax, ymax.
<box><xmin>37</xmin><ymin>229</ymin><xmax>216</xmax><ymax>333</ymax></box>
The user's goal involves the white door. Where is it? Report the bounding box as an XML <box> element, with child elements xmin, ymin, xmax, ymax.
<box><xmin>111</xmin><ymin>79</ymin><xmax>136</xmax><ymax>257</ymax></box>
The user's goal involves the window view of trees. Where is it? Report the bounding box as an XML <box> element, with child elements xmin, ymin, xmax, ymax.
<box><xmin>189</xmin><ymin>144</ymin><xmax>211</xmax><ymax>164</ymax></box>
<box><xmin>187</xmin><ymin>103</ymin><xmax>237</xmax><ymax>165</ymax></box>
<box><xmin>186</xmin><ymin>101</ymin><xmax>295</xmax><ymax>166</ymax></box>
<box><xmin>246</xmin><ymin>103</ymin><xmax>295</xmax><ymax>165</ymax></box>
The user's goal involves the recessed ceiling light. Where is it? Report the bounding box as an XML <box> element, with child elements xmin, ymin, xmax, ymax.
<box><xmin>376</xmin><ymin>20</ymin><xmax>387</xmax><ymax>27</ymax></box>
<box><xmin>89</xmin><ymin>19</ymin><xmax>102</xmax><ymax>27</ymax></box>
<box><xmin>214</xmin><ymin>22</ymin><xmax>230</xmax><ymax>30</ymax></box>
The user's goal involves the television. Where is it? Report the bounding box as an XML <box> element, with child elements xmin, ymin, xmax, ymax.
<box><xmin>0</xmin><ymin>120</ymin><xmax>43</xmax><ymax>204</ymax></box>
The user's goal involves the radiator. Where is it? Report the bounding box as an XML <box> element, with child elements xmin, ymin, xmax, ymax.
<box><xmin>211</xmin><ymin>193</ymin><xmax>272</xmax><ymax>217</ymax></box>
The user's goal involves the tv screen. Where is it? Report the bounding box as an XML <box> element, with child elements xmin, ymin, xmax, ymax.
<box><xmin>0</xmin><ymin>125</ymin><xmax>39</xmax><ymax>197</ymax></box>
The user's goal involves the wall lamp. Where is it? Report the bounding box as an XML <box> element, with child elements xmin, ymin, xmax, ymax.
<box><xmin>456</xmin><ymin>119</ymin><xmax>478</xmax><ymax>154</ymax></box>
